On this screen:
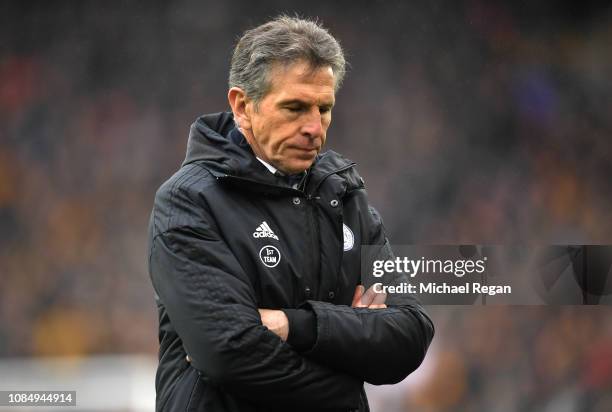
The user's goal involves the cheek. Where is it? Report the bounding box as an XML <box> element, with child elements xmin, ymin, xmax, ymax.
<box><xmin>320</xmin><ymin>117</ymin><xmax>331</xmax><ymax>144</ymax></box>
<box><xmin>257</xmin><ymin>118</ymin><xmax>287</xmax><ymax>155</ymax></box>
<box><xmin>253</xmin><ymin>118</ymin><xmax>275</xmax><ymax>146</ymax></box>
<box><xmin>269</xmin><ymin>120</ymin><xmax>297</xmax><ymax>149</ymax></box>
<box><xmin>319</xmin><ymin>133</ymin><xmax>327</xmax><ymax>149</ymax></box>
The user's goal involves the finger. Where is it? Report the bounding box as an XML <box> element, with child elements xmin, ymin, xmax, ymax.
<box><xmin>368</xmin><ymin>304</ymin><xmax>387</xmax><ymax>309</ymax></box>
<box><xmin>371</xmin><ymin>290</ymin><xmax>387</xmax><ymax>305</ymax></box>
<box><xmin>351</xmin><ymin>285</ymin><xmax>366</xmax><ymax>307</ymax></box>
<box><xmin>360</xmin><ymin>284</ymin><xmax>379</xmax><ymax>306</ymax></box>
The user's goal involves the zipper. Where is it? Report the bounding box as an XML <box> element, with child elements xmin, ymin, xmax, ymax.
<box><xmin>306</xmin><ymin>195</ymin><xmax>319</xmax><ymax>299</ymax></box>
<box><xmin>304</xmin><ymin>163</ymin><xmax>355</xmax><ymax>300</ymax></box>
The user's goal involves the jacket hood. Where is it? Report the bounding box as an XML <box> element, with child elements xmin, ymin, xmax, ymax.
<box><xmin>182</xmin><ymin>112</ymin><xmax>260</xmax><ymax>177</ymax></box>
<box><xmin>182</xmin><ymin>112</ymin><xmax>361</xmax><ymax>190</ymax></box>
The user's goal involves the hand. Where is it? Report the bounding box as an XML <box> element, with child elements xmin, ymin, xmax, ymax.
<box><xmin>351</xmin><ymin>284</ymin><xmax>387</xmax><ymax>309</ymax></box>
<box><xmin>258</xmin><ymin>309</ymin><xmax>289</xmax><ymax>341</ymax></box>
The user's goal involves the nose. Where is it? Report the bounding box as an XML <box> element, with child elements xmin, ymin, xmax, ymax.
<box><xmin>300</xmin><ymin>109</ymin><xmax>324</xmax><ymax>139</ymax></box>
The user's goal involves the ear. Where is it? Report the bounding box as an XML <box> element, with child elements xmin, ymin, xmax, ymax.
<box><xmin>228</xmin><ymin>87</ymin><xmax>253</xmax><ymax>131</ymax></box>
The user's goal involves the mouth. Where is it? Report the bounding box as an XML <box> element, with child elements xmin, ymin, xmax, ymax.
<box><xmin>288</xmin><ymin>145</ymin><xmax>319</xmax><ymax>153</ymax></box>
<box><xmin>289</xmin><ymin>147</ymin><xmax>318</xmax><ymax>159</ymax></box>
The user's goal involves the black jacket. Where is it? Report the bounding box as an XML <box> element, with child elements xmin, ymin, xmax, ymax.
<box><xmin>147</xmin><ymin>112</ymin><xmax>434</xmax><ymax>412</ymax></box>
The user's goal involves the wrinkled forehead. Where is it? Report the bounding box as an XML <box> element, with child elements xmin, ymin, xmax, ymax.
<box><xmin>265</xmin><ymin>60</ymin><xmax>336</xmax><ymax>100</ymax></box>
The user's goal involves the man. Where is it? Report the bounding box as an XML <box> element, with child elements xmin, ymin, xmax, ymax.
<box><xmin>148</xmin><ymin>16</ymin><xmax>434</xmax><ymax>412</ymax></box>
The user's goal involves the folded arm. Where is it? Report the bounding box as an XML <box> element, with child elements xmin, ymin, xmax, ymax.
<box><xmin>149</xmin><ymin>188</ymin><xmax>362</xmax><ymax>409</ymax></box>
<box><xmin>267</xmin><ymin>281</ymin><xmax>434</xmax><ymax>385</ymax></box>
<box><xmin>268</xmin><ymin>207</ymin><xmax>435</xmax><ymax>385</ymax></box>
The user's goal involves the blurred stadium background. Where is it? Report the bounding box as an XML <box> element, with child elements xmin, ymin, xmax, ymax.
<box><xmin>1</xmin><ymin>1</ymin><xmax>612</xmax><ymax>411</ymax></box>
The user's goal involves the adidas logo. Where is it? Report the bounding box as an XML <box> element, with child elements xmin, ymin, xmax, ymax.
<box><xmin>253</xmin><ymin>221</ymin><xmax>279</xmax><ymax>240</ymax></box>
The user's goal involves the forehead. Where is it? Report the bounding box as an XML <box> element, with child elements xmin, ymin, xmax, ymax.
<box><xmin>265</xmin><ymin>61</ymin><xmax>336</xmax><ymax>103</ymax></box>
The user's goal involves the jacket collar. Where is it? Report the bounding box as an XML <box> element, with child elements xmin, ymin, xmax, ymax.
<box><xmin>182</xmin><ymin>112</ymin><xmax>358</xmax><ymax>193</ymax></box>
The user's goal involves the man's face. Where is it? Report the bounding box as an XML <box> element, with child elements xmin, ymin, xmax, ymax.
<box><xmin>241</xmin><ymin>61</ymin><xmax>336</xmax><ymax>174</ymax></box>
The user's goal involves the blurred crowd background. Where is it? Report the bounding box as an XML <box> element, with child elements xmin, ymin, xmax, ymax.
<box><xmin>1</xmin><ymin>1</ymin><xmax>611</xmax><ymax>411</ymax></box>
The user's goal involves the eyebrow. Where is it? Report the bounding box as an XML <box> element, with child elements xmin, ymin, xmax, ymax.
<box><xmin>278</xmin><ymin>99</ymin><xmax>334</xmax><ymax>107</ymax></box>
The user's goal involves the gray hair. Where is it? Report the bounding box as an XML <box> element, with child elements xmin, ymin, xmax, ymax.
<box><xmin>229</xmin><ymin>15</ymin><xmax>346</xmax><ymax>105</ymax></box>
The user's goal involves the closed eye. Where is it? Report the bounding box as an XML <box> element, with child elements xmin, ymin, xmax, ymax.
<box><xmin>281</xmin><ymin>102</ymin><xmax>333</xmax><ymax>114</ymax></box>
<box><xmin>285</xmin><ymin>106</ymin><xmax>304</xmax><ymax>113</ymax></box>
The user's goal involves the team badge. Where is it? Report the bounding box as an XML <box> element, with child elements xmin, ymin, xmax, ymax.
<box><xmin>343</xmin><ymin>224</ymin><xmax>354</xmax><ymax>251</ymax></box>
<box><xmin>259</xmin><ymin>245</ymin><xmax>281</xmax><ymax>267</ymax></box>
